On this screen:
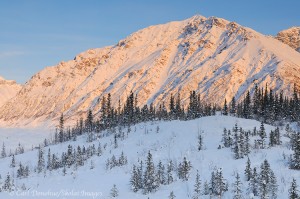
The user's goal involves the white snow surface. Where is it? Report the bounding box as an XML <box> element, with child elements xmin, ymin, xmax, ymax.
<box><xmin>0</xmin><ymin>115</ymin><xmax>297</xmax><ymax>199</ymax></box>
<box><xmin>1</xmin><ymin>15</ymin><xmax>300</xmax><ymax>127</ymax></box>
<box><xmin>0</xmin><ymin>77</ymin><xmax>22</xmax><ymax>108</ymax></box>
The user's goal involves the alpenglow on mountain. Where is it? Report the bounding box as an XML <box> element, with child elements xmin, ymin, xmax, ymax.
<box><xmin>276</xmin><ymin>27</ymin><xmax>300</xmax><ymax>52</ymax></box>
<box><xmin>0</xmin><ymin>76</ymin><xmax>22</xmax><ymax>108</ymax></box>
<box><xmin>1</xmin><ymin>15</ymin><xmax>300</xmax><ymax>126</ymax></box>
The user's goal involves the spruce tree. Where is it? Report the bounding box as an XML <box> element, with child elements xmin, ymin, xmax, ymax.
<box><xmin>230</xmin><ymin>97</ymin><xmax>236</xmax><ymax>115</ymax></box>
<box><xmin>110</xmin><ymin>184</ymin><xmax>119</xmax><ymax>198</ymax></box>
<box><xmin>291</xmin><ymin>132</ymin><xmax>300</xmax><ymax>170</ymax></box>
<box><xmin>203</xmin><ymin>180</ymin><xmax>210</xmax><ymax>195</ymax></box>
<box><xmin>244</xmin><ymin>157</ymin><xmax>252</xmax><ymax>181</ymax></box>
<box><xmin>259</xmin><ymin>122</ymin><xmax>266</xmax><ymax>149</ymax></box>
<box><xmin>37</xmin><ymin>146</ymin><xmax>45</xmax><ymax>173</ymax></box>
<box><xmin>289</xmin><ymin>178</ymin><xmax>299</xmax><ymax>199</ymax></box>
<box><xmin>232</xmin><ymin>173</ymin><xmax>243</xmax><ymax>199</ymax></box>
<box><xmin>10</xmin><ymin>155</ymin><xmax>16</xmax><ymax>168</ymax></box>
<box><xmin>192</xmin><ymin>170</ymin><xmax>201</xmax><ymax>199</ymax></box>
<box><xmin>214</xmin><ymin>168</ymin><xmax>228</xmax><ymax>197</ymax></box>
<box><xmin>143</xmin><ymin>151</ymin><xmax>157</xmax><ymax>193</ymax></box>
<box><xmin>197</xmin><ymin>133</ymin><xmax>203</xmax><ymax>151</ymax></box>
<box><xmin>167</xmin><ymin>160</ymin><xmax>174</xmax><ymax>185</ymax></box>
<box><xmin>169</xmin><ymin>191</ymin><xmax>176</xmax><ymax>199</ymax></box>
<box><xmin>178</xmin><ymin>157</ymin><xmax>191</xmax><ymax>181</ymax></box>
<box><xmin>223</xmin><ymin>99</ymin><xmax>228</xmax><ymax>115</ymax></box>
<box><xmin>1</xmin><ymin>142</ymin><xmax>6</xmax><ymax>158</ymax></box>
<box><xmin>3</xmin><ymin>173</ymin><xmax>12</xmax><ymax>191</ymax></box>
<box><xmin>59</xmin><ymin>113</ymin><xmax>64</xmax><ymax>143</ymax></box>
<box><xmin>157</xmin><ymin>161</ymin><xmax>166</xmax><ymax>185</ymax></box>
<box><xmin>130</xmin><ymin>164</ymin><xmax>139</xmax><ymax>192</ymax></box>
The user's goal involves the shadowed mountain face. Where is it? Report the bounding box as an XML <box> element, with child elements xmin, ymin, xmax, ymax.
<box><xmin>1</xmin><ymin>15</ymin><xmax>300</xmax><ymax>127</ymax></box>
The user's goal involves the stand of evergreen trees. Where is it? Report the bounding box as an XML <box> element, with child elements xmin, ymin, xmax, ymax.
<box><xmin>224</xmin><ymin>84</ymin><xmax>300</xmax><ymax>124</ymax></box>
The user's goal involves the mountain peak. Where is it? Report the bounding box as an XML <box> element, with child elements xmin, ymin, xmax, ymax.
<box><xmin>276</xmin><ymin>27</ymin><xmax>300</xmax><ymax>52</ymax></box>
<box><xmin>0</xmin><ymin>16</ymin><xmax>300</xmax><ymax>127</ymax></box>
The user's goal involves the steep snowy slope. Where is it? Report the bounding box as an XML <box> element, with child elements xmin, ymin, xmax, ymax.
<box><xmin>0</xmin><ymin>116</ymin><xmax>297</xmax><ymax>198</ymax></box>
<box><xmin>1</xmin><ymin>15</ymin><xmax>300</xmax><ymax>126</ymax></box>
<box><xmin>0</xmin><ymin>76</ymin><xmax>22</xmax><ymax>108</ymax></box>
<box><xmin>276</xmin><ymin>27</ymin><xmax>300</xmax><ymax>52</ymax></box>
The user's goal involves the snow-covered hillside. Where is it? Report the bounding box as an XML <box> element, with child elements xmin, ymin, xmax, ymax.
<box><xmin>0</xmin><ymin>116</ymin><xmax>298</xmax><ymax>198</ymax></box>
<box><xmin>0</xmin><ymin>76</ymin><xmax>22</xmax><ymax>108</ymax></box>
<box><xmin>1</xmin><ymin>15</ymin><xmax>300</xmax><ymax>127</ymax></box>
<box><xmin>276</xmin><ymin>27</ymin><xmax>300</xmax><ymax>52</ymax></box>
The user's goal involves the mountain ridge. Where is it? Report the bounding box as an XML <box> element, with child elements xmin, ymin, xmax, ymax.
<box><xmin>1</xmin><ymin>15</ymin><xmax>300</xmax><ymax>127</ymax></box>
<box><xmin>276</xmin><ymin>26</ymin><xmax>300</xmax><ymax>52</ymax></box>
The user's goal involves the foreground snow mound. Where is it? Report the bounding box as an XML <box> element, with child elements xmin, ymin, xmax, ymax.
<box><xmin>0</xmin><ymin>116</ymin><xmax>297</xmax><ymax>199</ymax></box>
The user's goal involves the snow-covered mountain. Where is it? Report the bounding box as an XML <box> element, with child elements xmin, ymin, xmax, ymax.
<box><xmin>1</xmin><ymin>15</ymin><xmax>300</xmax><ymax>126</ymax></box>
<box><xmin>276</xmin><ymin>27</ymin><xmax>300</xmax><ymax>52</ymax></box>
<box><xmin>0</xmin><ymin>76</ymin><xmax>22</xmax><ymax>108</ymax></box>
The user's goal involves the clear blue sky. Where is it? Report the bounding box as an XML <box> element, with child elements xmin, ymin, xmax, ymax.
<box><xmin>1</xmin><ymin>0</ymin><xmax>299</xmax><ymax>83</ymax></box>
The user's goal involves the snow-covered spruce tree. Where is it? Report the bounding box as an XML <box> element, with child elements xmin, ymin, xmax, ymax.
<box><xmin>244</xmin><ymin>157</ymin><xmax>252</xmax><ymax>181</ymax></box>
<box><xmin>230</xmin><ymin>97</ymin><xmax>236</xmax><ymax>116</ymax></box>
<box><xmin>114</xmin><ymin>134</ymin><xmax>118</xmax><ymax>149</ymax></box>
<box><xmin>239</xmin><ymin>129</ymin><xmax>245</xmax><ymax>158</ymax></box>
<box><xmin>269</xmin><ymin>130</ymin><xmax>275</xmax><ymax>147</ymax></box>
<box><xmin>233</xmin><ymin>130</ymin><xmax>240</xmax><ymax>159</ymax></box>
<box><xmin>47</xmin><ymin>148</ymin><xmax>52</xmax><ymax>170</ymax></box>
<box><xmin>156</xmin><ymin>161</ymin><xmax>166</xmax><ymax>186</ymax></box>
<box><xmin>269</xmin><ymin>170</ymin><xmax>278</xmax><ymax>199</ymax></box>
<box><xmin>76</xmin><ymin>146</ymin><xmax>84</xmax><ymax>167</ymax></box>
<box><xmin>85</xmin><ymin>109</ymin><xmax>94</xmax><ymax>133</ymax></box>
<box><xmin>214</xmin><ymin>168</ymin><xmax>228</xmax><ymax>197</ymax></box>
<box><xmin>232</xmin><ymin>173</ymin><xmax>243</xmax><ymax>199</ymax></box>
<box><xmin>290</xmin><ymin>132</ymin><xmax>300</xmax><ymax>170</ymax></box>
<box><xmin>178</xmin><ymin>157</ymin><xmax>192</xmax><ymax>181</ymax></box>
<box><xmin>17</xmin><ymin>162</ymin><xmax>24</xmax><ymax>178</ymax></box>
<box><xmin>197</xmin><ymin>133</ymin><xmax>203</xmax><ymax>151</ymax></box>
<box><xmin>1</xmin><ymin>142</ymin><xmax>6</xmax><ymax>158</ymax></box>
<box><xmin>110</xmin><ymin>184</ymin><xmax>118</xmax><ymax>198</ymax></box>
<box><xmin>169</xmin><ymin>191</ymin><xmax>176</xmax><ymax>199</ymax></box>
<box><xmin>2</xmin><ymin>173</ymin><xmax>12</xmax><ymax>192</ymax></box>
<box><xmin>274</xmin><ymin>127</ymin><xmax>281</xmax><ymax>145</ymax></box>
<box><xmin>259</xmin><ymin>159</ymin><xmax>277</xmax><ymax>199</ymax></box>
<box><xmin>90</xmin><ymin>160</ymin><xmax>95</xmax><ymax>169</ymax></box>
<box><xmin>10</xmin><ymin>155</ymin><xmax>16</xmax><ymax>168</ymax></box>
<box><xmin>222</xmin><ymin>128</ymin><xmax>229</xmax><ymax>147</ymax></box>
<box><xmin>130</xmin><ymin>164</ymin><xmax>139</xmax><ymax>192</ymax></box>
<box><xmin>210</xmin><ymin>171</ymin><xmax>216</xmax><ymax>195</ymax></box>
<box><xmin>62</xmin><ymin>165</ymin><xmax>67</xmax><ymax>176</ymax></box>
<box><xmin>119</xmin><ymin>151</ymin><xmax>127</xmax><ymax>166</ymax></box>
<box><xmin>137</xmin><ymin>160</ymin><xmax>144</xmax><ymax>189</ymax></box>
<box><xmin>244</xmin><ymin>131</ymin><xmax>250</xmax><ymax>156</ymax></box>
<box><xmin>97</xmin><ymin>142</ymin><xmax>102</xmax><ymax>156</ymax></box>
<box><xmin>37</xmin><ymin>146</ymin><xmax>45</xmax><ymax>173</ymax></box>
<box><xmin>66</xmin><ymin>145</ymin><xmax>74</xmax><ymax>168</ymax></box>
<box><xmin>289</xmin><ymin>178</ymin><xmax>299</xmax><ymax>199</ymax></box>
<box><xmin>259</xmin><ymin>122</ymin><xmax>266</xmax><ymax>149</ymax></box>
<box><xmin>167</xmin><ymin>160</ymin><xmax>174</xmax><ymax>185</ymax></box>
<box><xmin>192</xmin><ymin>170</ymin><xmax>201</xmax><ymax>199</ymax></box>
<box><xmin>143</xmin><ymin>151</ymin><xmax>157</xmax><ymax>194</ymax></box>
<box><xmin>203</xmin><ymin>180</ymin><xmax>210</xmax><ymax>195</ymax></box>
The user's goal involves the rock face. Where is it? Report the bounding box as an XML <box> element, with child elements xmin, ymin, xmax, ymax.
<box><xmin>1</xmin><ymin>15</ymin><xmax>300</xmax><ymax>127</ymax></box>
<box><xmin>276</xmin><ymin>27</ymin><xmax>300</xmax><ymax>52</ymax></box>
<box><xmin>0</xmin><ymin>76</ymin><xmax>22</xmax><ymax>108</ymax></box>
